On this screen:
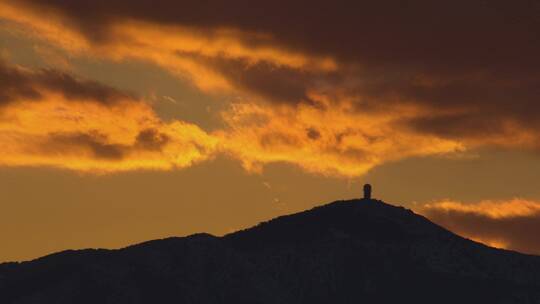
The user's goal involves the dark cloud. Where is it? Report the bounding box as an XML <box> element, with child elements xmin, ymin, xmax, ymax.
<box><xmin>423</xmin><ymin>208</ymin><xmax>540</xmax><ymax>255</ymax></box>
<box><xmin>35</xmin><ymin>69</ymin><xmax>132</xmax><ymax>104</ymax></box>
<box><xmin>306</xmin><ymin>128</ymin><xmax>321</xmax><ymax>140</ymax></box>
<box><xmin>18</xmin><ymin>0</ymin><xmax>540</xmax><ymax>71</ymax></box>
<box><xmin>178</xmin><ymin>53</ymin><xmax>317</xmax><ymax>104</ymax></box>
<box><xmin>42</xmin><ymin>129</ymin><xmax>171</xmax><ymax>160</ymax></box>
<box><xmin>356</xmin><ymin>73</ymin><xmax>540</xmax><ymax>140</ymax></box>
<box><xmin>0</xmin><ymin>60</ymin><xmax>132</xmax><ymax>106</ymax></box>
<box><xmin>404</xmin><ymin>113</ymin><xmax>507</xmax><ymax>140</ymax></box>
<box><xmin>0</xmin><ymin>61</ymin><xmax>42</xmax><ymax>105</ymax></box>
<box><xmin>259</xmin><ymin>132</ymin><xmax>300</xmax><ymax>149</ymax></box>
<box><xmin>212</xmin><ymin>59</ymin><xmax>313</xmax><ymax>104</ymax></box>
<box><xmin>45</xmin><ymin>132</ymin><xmax>127</xmax><ymax>160</ymax></box>
<box><xmin>135</xmin><ymin>128</ymin><xmax>170</xmax><ymax>151</ymax></box>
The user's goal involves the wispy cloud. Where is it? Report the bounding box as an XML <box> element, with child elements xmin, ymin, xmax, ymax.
<box><xmin>418</xmin><ymin>199</ymin><xmax>540</xmax><ymax>254</ymax></box>
<box><xmin>0</xmin><ymin>61</ymin><xmax>218</xmax><ymax>172</ymax></box>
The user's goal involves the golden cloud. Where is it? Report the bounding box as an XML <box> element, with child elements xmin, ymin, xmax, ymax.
<box><xmin>2</xmin><ymin>1</ymin><xmax>540</xmax><ymax>139</ymax></box>
<box><xmin>0</xmin><ymin>1</ymin><xmax>336</xmax><ymax>96</ymax></box>
<box><xmin>0</xmin><ymin>4</ymin><xmax>468</xmax><ymax>177</ymax></box>
<box><xmin>0</xmin><ymin>60</ymin><xmax>463</xmax><ymax>176</ymax></box>
<box><xmin>0</xmin><ymin>63</ymin><xmax>218</xmax><ymax>173</ymax></box>
<box><xmin>417</xmin><ymin>199</ymin><xmax>540</xmax><ymax>254</ymax></box>
<box><xmin>217</xmin><ymin>93</ymin><xmax>463</xmax><ymax>177</ymax></box>
<box><xmin>421</xmin><ymin>199</ymin><xmax>540</xmax><ymax>219</ymax></box>
<box><xmin>2</xmin><ymin>0</ymin><xmax>540</xmax><ymax>178</ymax></box>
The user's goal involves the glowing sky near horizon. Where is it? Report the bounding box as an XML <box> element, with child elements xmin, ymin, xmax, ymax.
<box><xmin>1</xmin><ymin>0</ymin><xmax>540</xmax><ymax>261</ymax></box>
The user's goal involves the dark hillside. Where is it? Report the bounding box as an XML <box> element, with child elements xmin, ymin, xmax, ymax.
<box><xmin>1</xmin><ymin>199</ymin><xmax>539</xmax><ymax>303</ymax></box>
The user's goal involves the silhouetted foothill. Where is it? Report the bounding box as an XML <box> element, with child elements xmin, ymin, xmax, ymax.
<box><xmin>1</xmin><ymin>200</ymin><xmax>540</xmax><ymax>304</ymax></box>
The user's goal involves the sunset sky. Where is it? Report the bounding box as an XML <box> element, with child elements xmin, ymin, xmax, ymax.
<box><xmin>1</xmin><ymin>0</ymin><xmax>540</xmax><ymax>261</ymax></box>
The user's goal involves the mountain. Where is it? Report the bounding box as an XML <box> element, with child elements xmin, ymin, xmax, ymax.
<box><xmin>1</xmin><ymin>199</ymin><xmax>540</xmax><ymax>303</ymax></box>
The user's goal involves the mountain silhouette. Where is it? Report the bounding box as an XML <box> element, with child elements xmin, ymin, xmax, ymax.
<box><xmin>1</xmin><ymin>199</ymin><xmax>540</xmax><ymax>303</ymax></box>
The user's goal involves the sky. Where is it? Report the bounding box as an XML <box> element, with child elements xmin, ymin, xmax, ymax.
<box><xmin>1</xmin><ymin>0</ymin><xmax>540</xmax><ymax>261</ymax></box>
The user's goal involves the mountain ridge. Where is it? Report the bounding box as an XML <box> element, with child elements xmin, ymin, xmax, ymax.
<box><xmin>1</xmin><ymin>199</ymin><xmax>540</xmax><ymax>303</ymax></box>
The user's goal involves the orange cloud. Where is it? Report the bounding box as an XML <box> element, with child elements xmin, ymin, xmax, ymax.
<box><xmin>421</xmin><ymin>199</ymin><xmax>540</xmax><ymax>219</ymax></box>
<box><xmin>0</xmin><ymin>1</ymin><xmax>336</xmax><ymax>96</ymax></box>
<box><xmin>2</xmin><ymin>1</ymin><xmax>540</xmax><ymax>134</ymax></box>
<box><xmin>0</xmin><ymin>63</ymin><xmax>217</xmax><ymax>173</ymax></box>
<box><xmin>2</xmin><ymin>0</ymin><xmax>540</xmax><ymax>178</ymax></box>
<box><xmin>0</xmin><ymin>6</ymin><xmax>468</xmax><ymax>177</ymax></box>
<box><xmin>0</xmin><ymin>61</ymin><xmax>464</xmax><ymax>176</ymax></box>
<box><xmin>417</xmin><ymin>199</ymin><xmax>540</xmax><ymax>254</ymax></box>
<box><xmin>217</xmin><ymin>93</ymin><xmax>463</xmax><ymax>177</ymax></box>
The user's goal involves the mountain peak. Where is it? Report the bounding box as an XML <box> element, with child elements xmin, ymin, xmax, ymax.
<box><xmin>2</xmin><ymin>199</ymin><xmax>540</xmax><ymax>303</ymax></box>
<box><xmin>226</xmin><ymin>199</ymin><xmax>452</xmax><ymax>248</ymax></box>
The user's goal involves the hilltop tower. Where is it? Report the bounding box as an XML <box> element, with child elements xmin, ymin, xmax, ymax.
<box><xmin>363</xmin><ymin>184</ymin><xmax>372</xmax><ymax>200</ymax></box>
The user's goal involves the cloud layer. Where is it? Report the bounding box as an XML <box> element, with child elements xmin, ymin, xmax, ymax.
<box><xmin>419</xmin><ymin>199</ymin><xmax>540</xmax><ymax>255</ymax></box>
<box><xmin>0</xmin><ymin>0</ymin><xmax>539</xmax><ymax>176</ymax></box>
<box><xmin>0</xmin><ymin>60</ymin><xmax>462</xmax><ymax>176</ymax></box>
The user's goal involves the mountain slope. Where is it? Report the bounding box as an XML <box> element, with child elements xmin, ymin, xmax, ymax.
<box><xmin>1</xmin><ymin>199</ymin><xmax>540</xmax><ymax>303</ymax></box>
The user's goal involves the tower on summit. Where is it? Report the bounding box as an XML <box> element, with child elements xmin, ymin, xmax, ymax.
<box><xmin>363</xmin><ymin>184</ymin><xmax>372</xmax><ymax>200</ymax></box>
